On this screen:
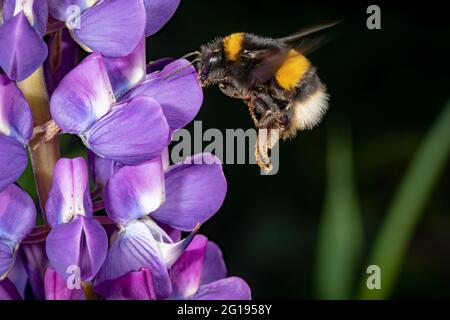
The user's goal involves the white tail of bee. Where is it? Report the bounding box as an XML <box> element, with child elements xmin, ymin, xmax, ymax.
<box><xmin>294</xmin><ymin>87</ymin><xmax>329</xmax><ymax>130</ymax></box>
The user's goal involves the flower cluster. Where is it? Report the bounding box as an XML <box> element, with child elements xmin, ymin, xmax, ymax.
<box><xmin>0</xmin><ymin>0</ymin><xmax>251</xmax><ymax>300</ymax></box>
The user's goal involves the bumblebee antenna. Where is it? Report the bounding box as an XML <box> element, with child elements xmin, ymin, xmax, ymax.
<box><xmin>163</xmin><ymin>58</ymin><xmax>201</xmax><ymax>81</ymax></box>
<box><xmin>181</xmin><ymin>51</ymin><xmax>202</xmax><ymax>60</ymax></box>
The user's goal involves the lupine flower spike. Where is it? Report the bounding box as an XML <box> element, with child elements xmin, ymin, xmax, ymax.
<box><xmin>0</xmin><ymin>0</ymin><xmax>252</xmax><ymax>301</ymax></box>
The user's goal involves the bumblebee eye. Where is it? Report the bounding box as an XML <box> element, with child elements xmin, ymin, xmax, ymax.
<box><xmin>201</xmin><ymin>54</ymin><xmax>221</xmax><ymax>81</ymax></box>
<box><xmin>201</xmin><ymin>61</ymin><xmax>211</xmax><ymax>81</ymax></box>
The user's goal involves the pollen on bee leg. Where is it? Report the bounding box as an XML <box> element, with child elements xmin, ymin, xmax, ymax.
<box><xmin>255</xmin><ymin>128</ymin><xmax>274</xmax><ymax>173</ymax></box>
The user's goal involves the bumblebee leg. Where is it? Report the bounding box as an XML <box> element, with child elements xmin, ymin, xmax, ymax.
<box><xmin>255</xmin><ymin>99</ymin><xmax>283</xmax><ymax>129</ymax></box>
<box><xmin>244</xmin><ymin>95</ymin><xmax>263</xmax><ymax>127</ymax></box>
<box><xmin>252</xmin><ymin>94</ymin><xmax>284</xmax><ymax>130</ymax></box>
<box><xmin>279</xmin><ymin>107</ymin><xmax>297</xmax><ymax>140</ymax></box>
<box><xmin>250</xmin><ymin>94</ymin><xmax>284</xmax><ymax>173</ymax></box>
<box><xmin>255</xmin><ymin>139</ymin><xmax>273</xmax><ymax>173</ymax></box>
<box><xmin>249</xmin><ymin>96</ymin><xmax>271</xmax><ymax>171</ymax></box>
<box><xmin>218</xmin><ymin>82</ymin><xmax>242</xmax><ymax>99</ymax></box>
<box><xmin>255</xmin><ymin>128</ymin><xmax>277</xmax><ymax>173</ymax></box>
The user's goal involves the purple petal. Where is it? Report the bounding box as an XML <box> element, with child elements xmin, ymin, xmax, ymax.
<box><xmin>94</xmin><ymin>268</ymin><xmax>156</xmax><ymax>300</ymax></box>
<box><xmin>45</xmin><ymin>215</ymin><xmax>108</xmax><ymax>282</ymax></box>
<box><xmin>85</xmin><ymin>96</ymin><xmax>171</xmax><ymax>166</ymax></box>
<box><xmin>0</xmin><ymin>135</ymin><xmax>28</xmax><ymax>193</ymax></box>
<box><xmin>139</xmin><ymin>217</ymin><xmax>198</xmax><ymax>269</ymax></box>
<box><xmin>104</xmin><ymin>157</ymin><xmax>164</xmax><ymax>226</ymax></box>
<box><xmin>152</xmin><ymin>153</ymin><xmax>227</xmax><ymax>231</ymax></box>
<box><xmin>159</xmin><ymin>227</ymin><xmax>199</xmax><ymax>269</ymax></box>
<box><xmin>0</xmin><ymin>184</ymin><xmax>36</xmax><ymax>243</ymax></box>
<box><xmin>0</xmin><ymin>278</ymin><xmax>21</xmax><ymax>300</ymax></box>
<box><xmin>200</xmin><ymin>241</ymin><xmax>227</xmax><ymax>286</ymax></box>
<box><xmin>161</xmin><ymin>147</ymin><xmax>170</xmax><ymax>171</ymax></box>
<box><xmin>0</xmin><ymin>184</ymin><xmax>36</xmax><ymax>280</ymax></box>
<box><xmin>0</xmin><ymin>11</ymin><xmax>48</xmax><ymax>81</ymax></box>
<box><xmin>95</xmin><ymin>216</ymin><xmax>118</xmax><ymax>240</ymax></box>
<box><xmin>6</xmin><ymin>253</ymin><xmax>28</xmax><ymax>298</ymax></box>
<box><xmin>189</xmin><ymin>277</ymin><xmax>252</xmax><ymax>300</ymax></box>
<box><xmin>0</xmin><ymin>72</ymin><xmax>33</xmax><ymax>143</ymax></box>
<box><xmin>92</xmin><ymin>149</ymin><xmax>170</xmax><ymax>188</ymax></box>
<box><xmin>73</xmin><ymin>0</ymin><xmax>146</xmax><ymax>57</ymax></box>
<box><xmin>20</xmin><ymin>242</ymin><xmax>48</xmax><ymax>300</ymax></box>
<box><xmin>88</xmin><ymin>151</ymin><xmax>121</xmax><ymax>191</ymax></box>
<box><xmin>95</xmin><ymin>220</ymin><xmax>172</xmax><ymax>299</ymax></box>
<box><xmin>144</xmin><ymin>0</ymin><xmax>181</xmax><ymax>36</ymax></box>
<box><xmin>2</xmin><ymin>0</ymin><xmax>49</xmax><ymax>36</ymax></box>
<box><xmin>146</xmin><ymin>57</ymin><xmax>175</xmax><ymax>74</ymax></box>
<box><xmin>159</xmin><ymin>223</ymin><xmax>181</xmax><ymax>242</ymax></box>
<box><xmin>125</xmin><ymin>59</ymin><xmax>203</xmax><ymax>130</ymax></box>
<box><xmin>103</xmin><ymin>39</ymin><xmax>146</xmax><ymax>99</ymax></box>
<box><xmin>50</xmin><ymin>53</ymin><xmax>115</xmax><ymax>134</ymax></box>
<box><xmin>0</xmin><ymin>75</ymin><xmax>32</xmax><ymax>192</ymax></box>
<box><xmin>47</xmin><ymin>0</ymin><xmax>97</xmax><ymax>21</ymax></box>
<box><xmin>170</xmin><ymin>235</ymin><xmax>208</xmax><ymax>298</ymax></box>
<box><xmin>44</xmin><ymin>267</ymin><xmax>85</xmax><ymax>300</ymax></box>
<box><xmin>0</xmin><ymin>240</ymin><xmax>15</xmax><ymax>280</ymax></box>
<box><xmin>45</xmin><ymin>157</ymin><xmax>93</xmax><ymax>227</ymax></box>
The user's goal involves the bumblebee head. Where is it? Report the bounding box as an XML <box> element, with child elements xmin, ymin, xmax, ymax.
<box><xmin>199</xmin><ymin>50</ymin><xmax>222</xmax><ymax>83</ymax></box>
<box><xmin>197</xmin><ymin>39</ymin><xmax>226</xmax><ymax>86</ymax></box>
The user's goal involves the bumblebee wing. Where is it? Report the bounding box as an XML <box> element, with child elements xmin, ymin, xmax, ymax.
<box><xmin>249</xmin><ymin>48</ymin><xmax>291</xmax><ymax>84</ymax></box>
<box><xmin>250</xmin><ymin>22</ymin><xmax>340</xmax><ymax>83</ymax></box>
<box><xmin>277</xmin><ymin>20</ymin><xmax>342</xmax><ymax>43</ymax></box>
<box><xmin>294</xmin><ymin>33</ymin><xmax>333</xmax><ymax>56</ymax></box>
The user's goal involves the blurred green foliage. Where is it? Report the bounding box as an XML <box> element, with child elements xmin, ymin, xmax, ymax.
<box><xmin>316</xmin><ymin>100</ymin><xmax>450</xmax><ymax>300</ymax></box>
<box><xmin>316</xmin><ymin>122</ymin><xmax>363</xmax><ymax>299</ymax></box>
<box><xmin>360</xmin><ymin>99</ymin><xmax>450</xmax><ymax>299</ymax></box>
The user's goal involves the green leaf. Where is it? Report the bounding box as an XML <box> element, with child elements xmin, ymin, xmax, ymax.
<box><xmin>359</xmin><ymin>99</ymin><xmax>450</xmax><ymax>299</ymax></box>
<box><xmin>316</xmin><ymin>122</ymin><xmax>364</xmax><ymax>299</ymax></box>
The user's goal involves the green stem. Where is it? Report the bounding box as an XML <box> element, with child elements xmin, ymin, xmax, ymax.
<box><xmin>18</xmin><ymin>66</ymin><xmax>60</xmax><ymax>223</ymax></box>
<box><xmin>359</xmin><ymin>99</ymin><xmax>450</xmax><ymax>299</ymax></box>
<box><xmin>316</xmin><ymin>123</ymin><xmax>363</xmax><ymax>299</ymax></box>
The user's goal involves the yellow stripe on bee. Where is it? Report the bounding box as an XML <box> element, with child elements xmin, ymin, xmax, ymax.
<box><xmin>223</xmin><ymin>33</ymin><xmax>244</xmax><ymax>61</ymax></box>
<box><xmin>275</xmin><ymin>50</ymin><xmax>310</xmax><ymax>91</ymax></box>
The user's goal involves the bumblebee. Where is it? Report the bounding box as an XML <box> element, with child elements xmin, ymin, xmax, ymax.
<box><xmin>183</xmin><ymin>23</ymin><xmax>338</xmax><ymax>172</ymax></box>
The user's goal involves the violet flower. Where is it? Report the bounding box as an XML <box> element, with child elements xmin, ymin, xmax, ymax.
<box><xmin>94</xmin><ymin>234</ymin><xmax>251</xmax><ymax>300</ymax></box>
<box><xmin>0</xmin><ymin>1</ymin><xmax>252</xmax><ymax>301</ymax></box>
<box><xmin>170</xmin><ymin>235</ymin><xmax>251</xmax><ymax>300</ymax></box>
<box><xmin>50</xmin><ymin>51</ymin><xmax>171</xmax><ymax>165</ymax></box>
<box><xmin>0</xmin><ymin>184</ymin><xmax>37</xmax><ymax>281</ymax></box>
<box><xmin>44</xmin><ymin>267</ymin><xmax>85</xmax><ymax>300</ymax></box>
<box><xmin>19</xmin><ymin>241</ymin><xmax>48</xmax><ymax>300</ymax></box>
<box><xmin>0</xmin><ymin>75</ymin><xmax>33</xmax><ymax>193</ymax></box>
<box><xmin>91</xmin><ymin>235</ymin><xmax>251</xmax><ymax>300</ymax></box>
<box><xmin>0</xmin><ymin>278</ymin><xmax>21</xmax><ymax>300</ymax></box>
<box><xmin>0</xmin><ymin>0</ymin><xmax>48</xmax><ymax>80</ymax></box>
<box><xmin>50</xmin><ymin>40</ymin><xmax>202</xmax><ymax>166</ymax></box>
<box><xmin>143</xmin><ymin>0</ymin><xmax>181</xmax><ymax>37</ymax></box>
<box><xmin>47</xmin><ymin>0</ymin><xmax>181</xmax><ymax>57</ymax></box>
<box><xmin>94</xmin><ymin>153</ymin><xmax>227</xmax><ymax>299</ymax></box>
<box><xmin>97</xmin><ymin>40</ymin><xmax>203</xmax><ymax>131</ymax></box>
<box><xmin>47</xmin><ymin>0</ymin><xmax>146</xmax><ymax>57</ymax></box>
<box><xmin>45</xmin><ymin>157</ymin><xmax>108</xmax><ymax>282</ymax></box>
